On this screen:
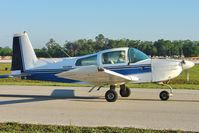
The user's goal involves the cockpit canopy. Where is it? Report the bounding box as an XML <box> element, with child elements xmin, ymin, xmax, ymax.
<box><xmin>75</xmin><ymin>48</ymin><xmax>149</xmax><ymax>66</ymax></box>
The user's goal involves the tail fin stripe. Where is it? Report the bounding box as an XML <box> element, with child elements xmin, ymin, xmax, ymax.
<box><xmin>11</xmin><ymin>37</ymin><xmax>24</xmax><ymax>72</ymax></box>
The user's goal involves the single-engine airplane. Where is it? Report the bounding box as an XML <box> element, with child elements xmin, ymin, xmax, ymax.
<box><xmin>0</xmin><ymin>32</ymin><xmax>195</xmax><ymax>102</ymax></box>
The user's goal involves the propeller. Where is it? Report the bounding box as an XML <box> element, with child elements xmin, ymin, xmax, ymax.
<box><xmin>180</xmin><ymin>60</ymin><xmax>189</xmax><ymax>82</ymax></box>
<box><xmin>180</xmin><ymin>60</ymin><xmax>195</xmax><ymax>82</ymax></box>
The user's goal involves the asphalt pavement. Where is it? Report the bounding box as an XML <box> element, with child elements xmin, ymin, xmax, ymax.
<box><xmin>0</xmin><ymin>85</ymin><xmax>199</xmax><ymax>132</ymax></box>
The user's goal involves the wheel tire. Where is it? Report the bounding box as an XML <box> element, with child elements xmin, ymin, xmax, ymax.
<box><xmin>120</xmin><ymin>87</ymin><xmax>131</xmax><ymax>97</ymax></box>
<box><xmin>159</xmin><ymin>91</ymin><xmax>169</xmax><ymax>101</ymax></box>
<box><xmin>105</xmin><ymin>90</ymin><xmax>118</xmax><ymax>102</ymax></box>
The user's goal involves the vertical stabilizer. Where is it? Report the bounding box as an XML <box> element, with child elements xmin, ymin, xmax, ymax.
<box><xmin>11</xmin><ymin>32</ymin><xmax>38</xmax><ymax>73</ymax></box>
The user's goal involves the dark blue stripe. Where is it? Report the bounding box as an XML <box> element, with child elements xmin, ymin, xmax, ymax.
<box><xmin>105</xmin><ymin>64</ymin><xmax>152</xmax><ymax>75</ymax></box>
<box><xmin>111</xmin><ymin>67</ymin><xmax>151</xmax><ymax>75</ymax></box>
<box><xmin>23</xmin><ymin>72</ymin><xmax>80</xmax><ymax>83</ymax></box>
<box><xmin>0</xmin><ymin>75</ymin><xmax>11</xmax><ymax>78</ymax></box>
<box><xmin>104</xmin><ymin>64</ymin><xmax>151</xmax><ymax>69</ymax></box>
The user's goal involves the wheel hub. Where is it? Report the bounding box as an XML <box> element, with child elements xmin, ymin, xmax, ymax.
<box><xmin>108</xmin><ymin>93</ymin><xmax>114</xmax><ymax>99</ymax></box>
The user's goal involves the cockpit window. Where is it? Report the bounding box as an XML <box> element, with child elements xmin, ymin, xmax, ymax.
<box><xmin>75</xmin><ymin>55</ymin><xmax>97</xmax><ymax>66</ymax></box>
<box><xmin>128</xmin><ymin>48</ymin><xmax>149</xmax><ymax>63</ymax></box>
<box><xmin>102</xmin><ymin>51</ymin><xmax>126</xmax><ymax>64</ymax></box>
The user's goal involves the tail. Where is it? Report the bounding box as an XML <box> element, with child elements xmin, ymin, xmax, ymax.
<box><xmin>11</xmin><ymin>31</ymin><xmax>38</xmax><ymax>74</ymax></box>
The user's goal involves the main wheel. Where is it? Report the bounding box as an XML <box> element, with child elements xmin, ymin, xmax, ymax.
<box><xmin>120</xmin><ymin>87</ymin><xmax>131</xmax><ymax>97</ymax></box>
<box><xmin>159</xmin><ymin>91</ymin><xmax>169</xmax><ymax>101</ymax></box>
<box><xmin>105</xmin><ymin>90</ymin><xmax>118</xmax><ymax>102</ymax></box>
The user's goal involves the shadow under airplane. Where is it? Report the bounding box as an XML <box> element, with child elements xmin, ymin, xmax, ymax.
<box><xmin>0</xmin><ymin>89</ymin><xmax>102</xmax><ymax>105</ymax></box>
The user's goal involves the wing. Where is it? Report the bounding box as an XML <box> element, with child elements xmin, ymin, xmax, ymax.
<box><xmin>56</xmin><ymin>66</ymin><xmax>138</xmax><ymax>86</ymax></box>
<box><xmin>0</xmin><ymin>73</ymin><xmax>29</xmax><ymax>78</ymax></box>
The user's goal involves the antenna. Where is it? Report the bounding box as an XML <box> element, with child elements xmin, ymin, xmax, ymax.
<box><xmin>46</xmin><ymin>42</ymin><xmax>71</xmax><ymax>57</ymax></box>
<box><xmin>44</xmin><ymin>47</ymin><xmax>57</xmax><ymax>63</ymax></box>
<box><xmin>57</xmin><ymin>47</ymin><xmax>71</xmax><ymax>57</ymax></box>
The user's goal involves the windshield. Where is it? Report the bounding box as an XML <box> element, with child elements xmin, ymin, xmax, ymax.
<box><xmin>128</xmin><ymin>48</ymin><xmax>149</xmax><ymax>63</ymax></box>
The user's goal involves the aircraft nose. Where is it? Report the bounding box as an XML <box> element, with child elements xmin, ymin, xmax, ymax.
<box><xmin>181</xmin><ymin>60</ymin><xmax>195</xmax><ymax>70</ymax></box>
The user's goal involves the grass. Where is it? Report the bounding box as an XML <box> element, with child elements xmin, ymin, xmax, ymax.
<box><xmin>0</xmin><ymin>63</ymin><xmax>199</xmax><ymax>89</ymax></box>
<box><xmin>0</xmin><ymin>122</ymin><xmax>191</xmax><ymax>133</ymax></box>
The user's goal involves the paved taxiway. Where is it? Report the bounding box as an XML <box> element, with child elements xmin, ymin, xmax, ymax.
<box><xmin>0</xmin><ymin>85</ymin><xmax>199</xmax><ymax>132</ymax></box>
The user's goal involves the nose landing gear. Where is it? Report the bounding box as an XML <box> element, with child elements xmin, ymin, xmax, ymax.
<box><xmin>159</xmin><ymin>91</ymin><xmax>169</xmax><ymax>101</ymax></box>
<box><xmin>158</xmin><ymin>82</ymin><xmax>173</xmax><ymax>101</ymax></box>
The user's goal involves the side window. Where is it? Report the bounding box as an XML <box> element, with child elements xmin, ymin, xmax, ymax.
<box><xmin>102</xmin><ymin>51</ymin><xmax>126</xmax><ymax>64</ymax></box>
<box><xmin>75</xmin><ymin>55</ymin><xmax>97</xmax><ymax>66</ymax></box>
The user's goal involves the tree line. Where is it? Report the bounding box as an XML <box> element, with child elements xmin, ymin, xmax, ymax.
<box><xmin>1</xmin><ymin>34</ymin><xmax>199</xmax><ymax>57</ymax></box>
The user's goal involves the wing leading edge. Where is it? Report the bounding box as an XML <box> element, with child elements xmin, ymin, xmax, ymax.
<box><xmin>56</xmin><ymin>66</ymin><xmax>138</xmax><ymax>86</ymax></box>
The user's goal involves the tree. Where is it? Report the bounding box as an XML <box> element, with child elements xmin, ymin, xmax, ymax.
<box><xmin>95</xmin><ymin>34</ymin><xmax>108</xmax><ymax>51</ymax></box>
<box><xmin>2</xmin><ymin>35</ymin><xmax>199</xmax><ymax>58</ymax></box>
<box><xmin>0</xmin><ymin>47</ymin><xmax>12</xmax><ymax>56</ymax></box>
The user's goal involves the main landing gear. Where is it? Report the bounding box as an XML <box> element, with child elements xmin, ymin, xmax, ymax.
<box><xmin>158</xmin><ymin>82</ymin><xmax>173</xmax><ymax>101</ymax></box>
<box><xmin>105</xmin><ymin>84</ymin><xmax>131</xmax><ymax>102</ymax></box>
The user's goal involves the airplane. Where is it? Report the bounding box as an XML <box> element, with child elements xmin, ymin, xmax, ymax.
<box><xmin>0</xmin><ymin>32</ymin><xmax>195</xmax><ymax>102</ymax></box>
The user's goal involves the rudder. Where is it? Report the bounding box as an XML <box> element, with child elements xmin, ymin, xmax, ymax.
<box><xmin>11</xmin><ymin>32</ymin><xmax>38</xmax><ymax>74</ymax></box>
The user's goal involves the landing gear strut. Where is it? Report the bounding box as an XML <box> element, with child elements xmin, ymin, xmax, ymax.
<box><xmin>158</xmin><ymin>82</ymin><xmax>173</xmax><ymax>101</ymax></box>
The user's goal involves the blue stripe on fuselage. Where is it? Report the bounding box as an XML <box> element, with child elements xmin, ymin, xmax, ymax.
<box><xmin>111</xmin><ymin>67</ymin><xmax>151</xmax><ymax>75</ymax></box>
<box><xmin>23</xmin><ymin>72</ymin><xmax>80</xmax><ymax>83</ymax></box>
<box><xmin>105</xmin><ymin>64</ymin><xmax>151</xmax><ymax>75</ymax></box>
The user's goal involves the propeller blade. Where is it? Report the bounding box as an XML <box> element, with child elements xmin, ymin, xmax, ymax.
<box><xmin>185</xmin><ymin>69</ymin><xmax>189</xmax><ymax>82</ymax></box>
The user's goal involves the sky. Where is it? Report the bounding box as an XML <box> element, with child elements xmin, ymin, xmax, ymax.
<box><xmin>0</xmin><ymin>0</ymin><xmax>199</xmax><ymax>48</ymax></box>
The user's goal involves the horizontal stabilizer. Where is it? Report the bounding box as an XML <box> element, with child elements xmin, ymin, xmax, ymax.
<box><xmin>0</xmin><ymin>75</ymin><xmax>13</xmax><ymax>78</ymax></box>
<box><xmin>0</xmin><ymin>73</ymin><xmax>30</xmax><ymax>79</ymax></box>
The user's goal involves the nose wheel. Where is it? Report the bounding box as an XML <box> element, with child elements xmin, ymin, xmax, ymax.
<box><xmin>158</xmin><ymin>82</ymin><xmax>173</xmax><ymax>101</ymax></box>
<box><xmin>159</xmin><ymin>91</ymin><xmax>169</xmax><ymax>101</ymax></box>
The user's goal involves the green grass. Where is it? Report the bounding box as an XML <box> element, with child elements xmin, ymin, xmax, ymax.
<box><xmin>0</xmin><ymin>63</ymin><xmax>11</xmax><ymax>75</ymax></box>
<box><xmin>0</xmin><ymin>122</ymin><xmax>189</xmax><ymax>133</ymax></box>
<box><xmin>0</xmin><ymin>63</ymin><xmax>199</xmax><ymax>89</ymax></box>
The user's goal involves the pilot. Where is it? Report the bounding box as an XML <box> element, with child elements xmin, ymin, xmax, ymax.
<box><xmin>104</xmin><ymin>56</ymin><xmax>109</xmax><ymax>64</ymax></box>
<box><xmin>117</xmin><ymin>52</ymin><xmax>125</xmax><ymax>63</ymax></box>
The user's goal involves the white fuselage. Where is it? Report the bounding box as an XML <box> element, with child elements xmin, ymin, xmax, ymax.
<box><xmin>16</xmin><ymin>47</ymin><xmax>194</xmax><ymax>84</ymax></box>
